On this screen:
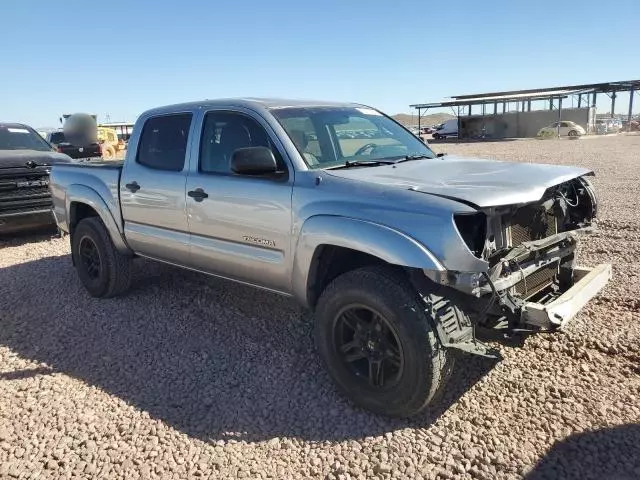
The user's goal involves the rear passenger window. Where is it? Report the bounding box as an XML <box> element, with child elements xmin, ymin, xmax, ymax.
<box><xmin>136</xmin><ymin>114</ymin><xmax>192</xmax><ymax>171</ymax></box>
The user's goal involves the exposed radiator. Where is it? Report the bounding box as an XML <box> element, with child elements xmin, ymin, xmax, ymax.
<box><xmin>514</xmin><ymin>262</ymin><xmax>559</xmax><ymax>298</ymax></box>
<box><xmin>506</xmin><ymin>206</ymin><xmax>558</xmax><ymax>247</ymax></box>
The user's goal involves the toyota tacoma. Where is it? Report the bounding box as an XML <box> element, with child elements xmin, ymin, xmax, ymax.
<box><xmin>49</xmin><ymin>99</ymin><xmax>611</xmax><ymax>417</ymax></box>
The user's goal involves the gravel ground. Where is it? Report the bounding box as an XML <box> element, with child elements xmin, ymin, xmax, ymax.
<box><xmin>1</xmin><ymin>135</ymin><xmax>639</xmax><ymax>479</ymax></box>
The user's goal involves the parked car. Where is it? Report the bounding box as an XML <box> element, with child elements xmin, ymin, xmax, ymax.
<box><xmin>50</xmin><ymin>99</ymin><xmax>611</xmax><ymax>418</ymax></box>
<box><xmin>537</xmin><ymin>121</ymin><xmax>586</xmax><ymax>138</ymax></box>
<box><xmin>0</xmin><ymin>123</ymin><xmax>71</xmax><ymax>234</ymax></box>
<box><xmin>432</xmin><ymin>119</ymin><xmax>458</xmax><ymax>139</ymax></box>
<box><xmin>46</xmin><ymin>130</ymin><xmax>102</xmax><ymax>160</ymax></box>
<box><xmin>608</xmin><ymin>119</ymin><xmax>623</xmax><ymax>132</ymax></box>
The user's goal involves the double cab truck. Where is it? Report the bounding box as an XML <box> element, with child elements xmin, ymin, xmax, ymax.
<box><xmin>49</xmin><ymin>98</ymin><xmax>611</xmax><ymax>417</ymax></box>
<box><xmin>0</xmin><ymin>123</ymin><xmax>71</xmax><ymax>234</ymax></box>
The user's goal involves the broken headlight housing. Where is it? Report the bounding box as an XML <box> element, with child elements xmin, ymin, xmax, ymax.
<box><xmin>453</xmin><ymin>212</ymin><xmax>487</xmax><ymax>258</ymax></box>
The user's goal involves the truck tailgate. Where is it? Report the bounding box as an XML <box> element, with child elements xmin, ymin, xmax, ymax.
<box><xmin>58</xmin><ymin>143</ymin><xmax>102</xmax><ymax>160</ymax></box>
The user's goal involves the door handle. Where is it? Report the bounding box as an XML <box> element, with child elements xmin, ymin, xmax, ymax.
<box><xmin>188</xmin><ymin>188</ymin><xmax>209</xmax><ymax>202</ymax></box>
<box><xmin>125</xmin><ymin>181</ymin><xmax>140</xmax><ymax>192</ymax></box>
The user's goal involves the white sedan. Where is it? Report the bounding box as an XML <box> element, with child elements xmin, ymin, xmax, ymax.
<box><xmin>537</xmin><ymin>121</ymin><xmax>586</xmax><ymax>138</ymax></box>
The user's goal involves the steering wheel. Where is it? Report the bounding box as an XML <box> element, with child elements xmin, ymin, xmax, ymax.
<box><xmin>354</xmin><ymin>143</ymin><xmax>378</xmax><ymax>156</ymax></box>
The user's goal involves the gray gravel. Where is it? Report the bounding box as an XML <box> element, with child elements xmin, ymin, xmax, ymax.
<box><xmin>1</xmin><ymin>134</ymin><xmax>639</xmax><ymax>479</ymax></box>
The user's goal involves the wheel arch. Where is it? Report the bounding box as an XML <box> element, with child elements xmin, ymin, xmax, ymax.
<box><xmin>65</xmin><ymin>184</ymin><xmax>131</xmax><ymax>255</ymax></box>
<box><xmin>292</xmin><ymin>215</ymin><xmax>444</xmax><ymax>308</ymax></box>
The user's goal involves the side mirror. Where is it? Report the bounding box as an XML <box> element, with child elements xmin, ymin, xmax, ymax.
<box><xmin>437</xmin><ymin>152</ymin><xmax>446</xmax><ymax>157</ymax></box>
<box><xmin>231</xmin><ymin>146</ymin><xmax>278</xmax><ymax>175</ymax></box>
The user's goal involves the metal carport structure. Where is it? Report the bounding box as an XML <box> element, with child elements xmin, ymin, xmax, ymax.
<box><xmin>411</xmin><ymin>80</ymin><xmax>640</xmax><ymax>137</ymax></box>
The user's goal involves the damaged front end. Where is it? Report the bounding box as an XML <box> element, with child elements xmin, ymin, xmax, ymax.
<box><xmin>423</xmin><ymin>174</ymin><xmax>611</xmax><ymax>356</ymax></box>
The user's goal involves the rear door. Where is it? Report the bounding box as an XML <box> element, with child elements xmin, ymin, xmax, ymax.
<box><xmin>184</xmin><ymin>108</ymin><xmax>294</xmax><ymax>294</ymax></box>
<box><xmin>120</xmin><ymin>112</ymin><xmax>195</xmax><ymax>264</ymax></box>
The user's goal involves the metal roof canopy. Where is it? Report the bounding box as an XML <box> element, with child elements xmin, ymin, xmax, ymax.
<box><xmin>410</xmin><ymin>91</ymin><xmax>572</xmax><ymax>109</ymax></box>
<box><xmin>450</xmin><ymin>80</ymin><xmax>640</xmax><ymax>101</ymax></box>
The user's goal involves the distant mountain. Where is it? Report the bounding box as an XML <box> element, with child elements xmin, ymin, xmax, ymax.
<box><xmin>392</xmin><ymin>112</ymin><xmax>454</xmax><ymax>127</ymax></box>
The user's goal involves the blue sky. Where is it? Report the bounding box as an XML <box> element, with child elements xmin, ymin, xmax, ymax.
<box><xmin>2</xmin><ymin>0</ymin><xmax>639</xmax><ymax>127</ymax></box>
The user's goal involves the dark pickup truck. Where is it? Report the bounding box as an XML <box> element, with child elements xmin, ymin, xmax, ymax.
<box><xmin>0</xmin><ymin>123</ymin><xmax>71</xmax><ymax>234</ymax></box>
<box><xmin>46</xmin><ymin>130</ymin><xmax>102</xmax><ymax>160</ymax></box>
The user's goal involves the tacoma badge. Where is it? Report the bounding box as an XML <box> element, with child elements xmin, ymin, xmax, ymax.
<box><xmin>242</xmin><ymin>235</ymin><xmax>275</xmax><ymax>247</ymax></box>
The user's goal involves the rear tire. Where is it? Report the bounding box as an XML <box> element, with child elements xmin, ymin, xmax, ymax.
<box><xmin>314</xmin><ymin>266</ymin><xmax>455</xmax><ymax>418</ymax></box>
<box><xmin>568</xmin><ymin>130</ymin><xmax>578</xmax><ymax>137</ymax></box>
<box><xmin>71</xmin><ymin>217</ymin><xmax>132</xmax><ymax>298</ymax></box>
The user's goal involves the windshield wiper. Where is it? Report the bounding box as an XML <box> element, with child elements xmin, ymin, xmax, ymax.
<box><xmin>326</xmin><ymin>159</ymin><xmax>397</xmax><ymax>170</ymax></box>
<box><xmin>393</xmin><ymin>154</ymin><xmax>434</xmax><ymax>163</ymax></box>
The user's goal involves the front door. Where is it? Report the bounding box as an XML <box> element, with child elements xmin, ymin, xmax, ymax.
<box><xmin>120</xmin><ymin>112</ymin><xmax>195</xmax><ymax>264</ymax></box>
<box><xmin>185</xmin><ymin>109</ymin><xmax>294</xmax><ymax>294</ymax></box>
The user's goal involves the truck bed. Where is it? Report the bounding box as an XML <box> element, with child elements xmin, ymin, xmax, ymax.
<box><xmin>49</xmin><ymin>160</ymin><xmax>124</xmax><ymax>235</ymax></box>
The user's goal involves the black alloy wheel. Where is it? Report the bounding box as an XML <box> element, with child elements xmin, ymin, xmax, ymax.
<box><xmin>333</xmin><ymin>305</ymin><xmax>404</xmax><ymax>388</ymax></box>
<box><xmin>314</xmin><ymin>266</ymin><xmax>457</xmax><ymax>417</ymax></box>
<box><xmin>78</xmin><ymin>236</ymin><xmax>102</xmax><ymax>280</ymax></box>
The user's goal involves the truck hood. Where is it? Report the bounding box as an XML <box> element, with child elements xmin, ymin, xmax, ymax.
<box><xmin>0</xmin><ymin>149</ymin><xmax>72</xmax><ymax>169</ymax></box>
<box><xmin>324</xmin><ymin>155</ymin><xmax>593</xmax><ymax>208</ymax></box>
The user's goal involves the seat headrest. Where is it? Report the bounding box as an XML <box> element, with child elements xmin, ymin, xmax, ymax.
<box><xmin>288</xmin><ymin>129</ymin><xmax>308</xmax><ymax>150</ymax></box>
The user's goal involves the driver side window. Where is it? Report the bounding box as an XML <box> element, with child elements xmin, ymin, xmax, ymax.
<box><xmin>199</xmin><ymin>111</ymin><xmax>285</xmax><ymax>174</ymax></box>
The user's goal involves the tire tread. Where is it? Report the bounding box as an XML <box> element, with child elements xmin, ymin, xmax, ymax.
<box><xmin>72</xmin><ymin>217</ymin><xmax>132</xmax><ymax>298</ymax></box>
<box><xmin>315</xmin><ymin>265</ymin><xmax>456</xmax><ymax>417</ymax></box>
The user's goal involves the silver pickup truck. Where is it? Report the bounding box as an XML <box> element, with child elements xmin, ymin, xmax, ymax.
<box><xmin>50</xmin><ymin>98</ymin><xmax>611</xmax><ymax>417</ymax></box>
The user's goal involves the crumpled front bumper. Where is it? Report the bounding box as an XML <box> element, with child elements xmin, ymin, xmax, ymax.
<box><xmin>521</xmin><ymin>263</ymin><xmax>612</xmax><ymax>329</ymax></box>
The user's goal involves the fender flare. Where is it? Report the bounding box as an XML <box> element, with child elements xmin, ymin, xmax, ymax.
<box><xmin>291</xmin><ymin>215</ymin><xmax>444</xmax><ymax>307</ymax></box>
<box><xmin>64</xmin><ymin>184</ymin><xmax>131</xmax><ymax>254</ymax></box>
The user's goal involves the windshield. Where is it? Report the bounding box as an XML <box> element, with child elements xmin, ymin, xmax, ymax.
<box><xmin>0</xmin><ymin>125</ymin><xmax>54</xmax><ymax>152</ymax></box>
<box><xmin>271</xmin><ymin>106</ymin><xmax>436</xmax><ymax>169</ymax></box>
<box><xmin>49</xmin><ymin>132</ymin><xmax>67</xmax><ymax>144</ymax></box>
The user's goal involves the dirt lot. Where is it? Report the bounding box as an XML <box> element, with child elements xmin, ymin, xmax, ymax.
<box><xmin>1</xmin><ymin>135</ymin><xmax>639</xmax><ymax>479</ymax></box>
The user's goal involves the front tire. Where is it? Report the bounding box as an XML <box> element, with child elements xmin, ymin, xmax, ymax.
<box><xmin>568</xmin><ymin>130</ymin><xmax>578</xmax><ymax>137</ymax></box>
<box><xmin>314</xmin><ymin>266</ymin><xmax>454</xmax><ymax>418</ymax></box>
<box><xmin>71</xmin><ymin>217</ymin><xmax>132</xmax><ymax>298</ymax></box>
<box><xmin>102</xmin><ymin>146</ymin><xmax>116</xmax><ymax>159</ymax></box>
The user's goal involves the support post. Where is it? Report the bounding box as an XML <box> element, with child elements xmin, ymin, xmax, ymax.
<box><xmin>549</xmin><ymin>99</ymin><xmax>554</xmax><ymax>110</ymax></box>
<box><xmin>417</xmin><ymin>108</ymin><xmax>421</xmax><ymax>138</ymax></box>
<box><xmin>578</xmin><ymin>95</ymin><xmax>582</xmax><ymax>108</ymax></box>
<box><xmin>494</xmin><ymin>102</ymin><xmax>497</xmax><ymax>115</ymax></box>
<box><xmin>557</xmin><ymin>97</ymin><xmax>563</xmax><ymax>137</ymax></box>
<box><xmin>592</xmin><ymin>92</ymin><xmax>597</xmax><ymax>107</ymax></box>
<box><xmin>611</xmin><ymin>92</ymin><xmax>616</xmax><ymax>117</ymax></box>
<box><xmin>503</xmin><ymin>102</ymin><xmax>506</xmax><ymax>113</ymax></box>
<box><xmin>628</xmin><ymin>89</ymin><xmax>635</xmax><ymax>132</ymax></box>
<box><xmin>468</xmin><ymin>105</ymin><xmax>471</xmax><ymax>116</ymax></box>
<box><xmin>528</xmin><ymin>100</ymin><xmax>532</xmax><ymax>112</ymax></box>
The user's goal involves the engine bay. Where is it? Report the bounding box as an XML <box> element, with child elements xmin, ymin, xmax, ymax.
<box><xmin>482</xmin><ymin>175</ymin><xmax>597</xmax><ymax>266</ymax></box>
<box><xmin>448</xmin><ymin>175</ymin><xmax>601</xmax><ymax>333</ymax></box>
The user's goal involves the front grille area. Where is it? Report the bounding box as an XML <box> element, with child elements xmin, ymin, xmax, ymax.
<box><xmin>514</xmin><ymin>263</ymin><xmax>559</xmax><ymax>298</ymax></box>
<box><xmin>0</xmin><ymin>172</ymin><xmax>51</xmax><ymax>215</ymax></box>
<box><xmin>507</xmin><ymin>206</ymin><xmax>558</xmax><ymax>247</ymax></box>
